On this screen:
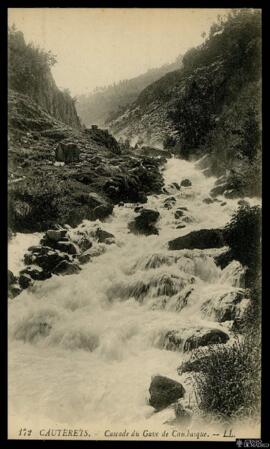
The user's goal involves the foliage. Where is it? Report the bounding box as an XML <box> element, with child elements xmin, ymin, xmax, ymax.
<box><xmin>8</xmin><ymin>27</ymin><xmax>57</xmax><ymax>93</ymax></box>
<box><xmin>169</xmin><ymin>9</ymin><xmax>261</xmax><ymax>166</ymax></box>
<box><xmin>223</xmin><ymin>204</ymin><xmax>261</xmax><ymax>276</ymax></box>
<box><xmin>191</xmin><ymin>334</ymin><xmax>261</xmax><ymax>419</ymax></box>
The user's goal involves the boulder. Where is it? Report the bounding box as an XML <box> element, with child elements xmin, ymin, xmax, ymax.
<box><xmin>163</xmin><ymin>328</ymin><xmax>229</xmax><ymax>352</ymax></box>
<box><xmin>8</xmin><ymin>270</ymin><xmax>16</xmax><ymax>287</ymax></box>
<box><xmin>18</xmin><ymin>273</ymin><xmax>33</xmax><ymax>289</ymax></box>
<box><xmin>170</xmin><ymin>182</ymin><xmax>181</xmax><ymax>190</ymax></box>
<box><xmin>176</xmin><ymin>224</ymin><xmax>186</xmax><ymax>229</ymax></box>
<box><xmin>203</xmin><ymin>197</ymin><xmax>214</xmax><ymax>204</ymax></box>
<box><xmin>174</xmin><ymin>209</ymin><xmax>185</xmax><ymax>219</ymax></box>
<box><xmin>77</xmin><ymin>253</ymin><xmax>91</xmax><ymax>264</ymax></box>
<box><xmin>95</xmin><ymin>228</ymin><xmax>115</xmax><ymax>243</ymax></box>
<box><xmin>19</xmin><ymin>266</ymin><xmax>50</xmax><ymax>281</ymax></box>
<box><xmin>46</xmin><ymin>229</ymin><xmax>67</xmax><ymax>242</ymax></box>
<box><xmin>149</xmin><ymin>375</ymin><xmax>185</xmax><ymax>411</ymax></box>
<box><xmin>93</xmin><ymin>204</ymin><xmax>113</xmax><ymax>220</ymax></box>
<box><xmin>55</xmin><ymin>141</ymin><xmax>80</xmax><ymax>163</ymax></box>
<box><xmin>164</xmin><ymin>197</ymin><xmax>176</xmax><ymax>210</ymax></box>
<box><xmin>181</xmin><ymin>179</ymin><xmax>192</xmax><ymax>187</ymax></box>
<box><xmin>25</xmin><ymin>247</ymin><xmax>70</xmax><ymax>273</ymax></box>
<box><xmin>129</xmin><ymin>209</ymin><xmax>160</xmax><ymax>236</ymax></box>
<box><xmin>184</xmin><ymin>328</ymin><xmax>229</xmax><ymax>352</ymax></box>
<box><xmin>52</xmin><ymin>260</ymin><xmax>81</xmax><ymax>276</ymax></box>
<box><xmin>77</xmin><ymin>237</ymin><xmax>92</xmax><ymax>252</ymax></box>
<box><xmin>55</xmin><ymin>241</ymin><xmax>78</xmax><ymax>255</ymax></box>
<box><xmin>168</xmin><ymin>229</ymin><xmax>224</xmax><ymax>250</ymax></box>
<box><xmin>8</xmin><ymin>285</ymin><xmax>22</xmax><ymax>299</ymax></box>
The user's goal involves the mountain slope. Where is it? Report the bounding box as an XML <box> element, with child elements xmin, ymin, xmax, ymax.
<box><xmin>76</xmin><ymin>55</ymin><xmax>183</xmax><ymax>127</ymax></box>
<box><xmin>108</xmin><ymin>10</ymin><xmax>261</xmax><ymax>196</ymax></box>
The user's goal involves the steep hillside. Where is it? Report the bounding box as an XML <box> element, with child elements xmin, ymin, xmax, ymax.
<box><xmin>8</xmin><ymin>27</ymin><xmax>81</xmax><ymax>129</ymax></box>
<box><xmin>109</xmin><ymin>10</ymin><xmax>261</xmax><ymax>197</ymax></box>
<box><xmin>76</xmin><ymin>55</ymin><xmax>183</xmax><ymax>127</ymax></box>
<box><xmin>8</xmin><ymin>89</ymin><xmax>163</xmax><ymax>233</ymax></box>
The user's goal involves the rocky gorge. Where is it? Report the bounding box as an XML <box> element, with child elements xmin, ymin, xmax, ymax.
<box><xmin>8</xmin><ymin>11</ymin><xmax>262</xmax><ymax>441</ymax></box>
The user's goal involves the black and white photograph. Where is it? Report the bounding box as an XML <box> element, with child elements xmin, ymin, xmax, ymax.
<box><xmin>7</xmin><ymin>7</ymin><xmax>262</xmax><ymax>442</ymax></box>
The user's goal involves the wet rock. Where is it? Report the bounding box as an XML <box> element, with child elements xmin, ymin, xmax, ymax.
<box><xmin>210</xmin><ymin>184</ymin><xmax>226</xmax><ymax>197</ymax></box>
<box><xmin>129</xmin><ymin>209</ymin><xmax>160</xmax><ymax>236</ymax></box>
<box><xmin>168</xmin><ymin>228</ymin><xmax>224</xmax><ymax>250</ymax></box>
<box><xmin>171</xmin><ymin>182</ymin><xmax>181</xmax><ymax>190</ymax></box>
<box><xmin>8</xmin><ymin>285</ymin><xmax>22</xmax><ymax>299</ymax></box>
<box><xmin>178</xmin><ymin>206</ymin><xmax>188</xmax><ymax>211</ymax></box>
<box><xmin>174</xmin><ymin>209</ymin><xmax>185</xmax><ymax>219</ymax></box>
<box><xmin>134</xmin><ymin>205</ymin><xmax>143</xmax><ymax>213</ymax></box>
<box><xmin>214</xmin><ymin>249</ymin><xmax>233</xmax><ymax>269</ymax></box>
<box><xmin>93</xmin><ymin>204</ymin><xmax>113</xmax><ymax>220</ymax></box>
<box><xmin>163</xmin><ymin>328</ymin><xmax>229</xmax><ymax>352</ymax></box>
<box><xmin>184</xmin><ymin>328</ymin><xmax>229</xmax><ymax>351</ymax></box>
<box><xmin>77</xmin><ymin>237</ymin><xmax>92</xmax><ymax>252</ymax></box>
<box><xmin>18</xmin><ymin>273</ymin><xmax>33</xmax><ymax>289</ymax></box>
<box><xmin>149</xmin><ymin>375</ymin><xmax>185</xmax><ymax>411</ymax></box>
<box><xmin>201</xmin><ymin>289</ymin><xmax>248</xmax><ymax>322</ymax></box>
<box><xmin>238</xmin><ymin>199</ymin><xmax>250</xmax><ymax>207</ymax></box>
<box><xmin>181</xmin><ymin>179</ymin><xmax>192</xmax><ymax>187</ymax></box>
<box><xmin>52</xmin><ymin>260</ymin><xmax>81</xmax><ymax>276</ymax></box>
<box><xmin>46</xmin><ymin>229</ymin><xmax>67</xmax><ymax>242</ymax></box>
<box><xmin>176</xmin><ymin>224</ymin><xmax>186</xmax><ymax>229</ymax></box>
<box><xmin>25</xmin><ymin>247</ymin><xmax>70</xmax><ymax>273</ymax></box>
<box><xmin>95</xmin><ymin>228</ymin><xmax>115</xmax><ymax>243</ymax></box>
<box><xmin>55</xmin><ymin>241</ymin><xmax>78</xmax><ymax>255</ymax></box>
<box><xmin>203</xmin><ymin>197</ymin><xmax>214</xmax><ymax>204</ymax></box>
<box><xmin>20</xmin><ymin>266</ymin><xmax>50</xmax><ymax>281</ymax></box>
<box><xmin>220</xmin><ymin>202</ymin><xmax>227</xmax><ymax>206</ymax></box>
<box><xmin>77</xmin><ymin>253</ymin><xmax>91</xmax><ymax>264</ymax></box>
<box><xmin>8</xmin><ymin>270</ymin><xmax>17</xmax><ymax>287</ymax></box>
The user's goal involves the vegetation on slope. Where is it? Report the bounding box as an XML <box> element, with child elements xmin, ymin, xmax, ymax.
<box><xmin>8</xmin><ymin>26</ymin><xmax>81</xmax><ymax>129</ymax></box>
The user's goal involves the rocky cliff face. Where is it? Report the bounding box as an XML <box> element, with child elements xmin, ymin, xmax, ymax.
<box><xmin>8</xmin><ymin>28</ymin><xmax>81</xmax><ymax>129</ymax></box>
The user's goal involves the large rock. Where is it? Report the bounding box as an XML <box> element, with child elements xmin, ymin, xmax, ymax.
<box><xmin>95</xmin><ymin>228</ymin><xmax>115</xmax><ymax>243</ymax></box>
<box><xmin>19</xmin><ymin>265</ymin><xmax>50</xmax><ymax>281</ymax></box>
<box><xmin>149</xmin><ymin>375</ymin><xmax>185</xmax><ymax>411</ymax></box>
<box><xmin>181</xmin><ymin>179</ymin><xmax>192</xmax><ymax>187</ymax></box>
<box><xmin>168</xmin><ymin>229</ymin><xmax>224</xmax><ymax>250</ymax></box>
<box><xmin>46</xmin><ymin>229</ymin><xmax>67</xmax><ymax>242</ymax></box>
<box><xmin>55</xmin><ymin>141</ymin><xmax>80</xmax><ymax>163</ymax></box>
<box><xmin>129</xmin><ymin>209</ymin><xmax>160</xmax><ymax>235</ymax></box>
<box><xmin>18</xmin><ymin>273</ymin><xmax>33</xmax><ymax>289</ymax></box>
<box><xmin>52</xmin><ymin>260</ymin><xmax>81</xmax><ymax>276</ymax></box>
<box><xmin>24</xmin><ymin>246</ymin><xmax>70</xmax><ymax>273</ymax></box>
<box><xmin>163</xmin><ymin>328</ymin><xmax>229</xmax><ymax>352</ymax></box>
<box><xmin>184</xmin><ymin>328</ymin><xmax>229</xmax><ymax>352</ymax></box>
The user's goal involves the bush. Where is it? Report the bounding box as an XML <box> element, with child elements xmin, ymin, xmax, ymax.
<box><xmin>223</xmin><ymin>204</ymin><xmax>261</xmax><ymax>281</ymax></box>
<box><xmin>190</xmin><ymin>335</ymin><xmax>261</xmax><ymax>419</ymax></box>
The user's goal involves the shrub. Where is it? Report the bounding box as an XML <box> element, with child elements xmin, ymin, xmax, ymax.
<box><xmin>223</xmin><ymin>204</ymin><xmax>261</xmax><ymax>281</ymax></box>
<box><xmin>190</xmin><ymin>335</ymin><xmax>261</xmax><ymax>419</ymax></box>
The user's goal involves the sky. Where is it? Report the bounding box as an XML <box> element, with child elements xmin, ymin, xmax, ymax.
<box><xmin>8</xmin><ymin>8</ymin><xmax>230</xmax><ymax>96</ymax></box>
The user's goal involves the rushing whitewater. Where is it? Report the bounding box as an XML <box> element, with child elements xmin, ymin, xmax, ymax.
<box><xmin>8</xmin><ymin>157</ymin><xmax>260</xmax><ymax>438</ymax></box>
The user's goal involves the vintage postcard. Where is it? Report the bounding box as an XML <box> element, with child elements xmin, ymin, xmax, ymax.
<box><xmin>7</xmin><ymin>7</ymin><xmax>262</xmax><ymax>443</ymax></box>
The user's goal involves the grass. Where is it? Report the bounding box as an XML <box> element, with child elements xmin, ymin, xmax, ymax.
<box><xmin>189</xmin><ymin>333</ymin><xmax>261</xmax><ymax>420</ymax></box>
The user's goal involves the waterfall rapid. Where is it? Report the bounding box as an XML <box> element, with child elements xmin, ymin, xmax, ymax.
<box><xmin>8</xmin><ymin>157</ymin><xmax>260</xmax><ymax>437</ymax></box>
